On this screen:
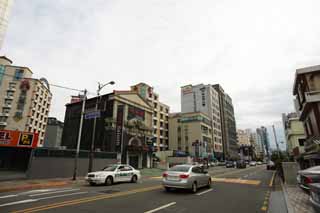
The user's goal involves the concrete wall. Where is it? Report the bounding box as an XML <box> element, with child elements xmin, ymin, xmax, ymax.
<box><xmin>27</xmin><ymin>157</ymin><xmax>117</xmax><ymax>179</ymax></box>
<box><xmin>282</xmin><ymin>162</ymin><xmax>300</xmax><ymax>185</ymax></box>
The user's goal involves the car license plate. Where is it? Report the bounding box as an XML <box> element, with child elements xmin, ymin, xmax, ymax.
<box><xmin>167</xmin><ymin>176</ymin><xmax>179</xmax><ymax>181</ymax></box>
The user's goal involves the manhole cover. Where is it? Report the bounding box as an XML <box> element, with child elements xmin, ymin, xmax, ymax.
<box><xmin>99</xmin><ymin>189</ymin><xmax>120</xmax><ymax>194</ymax></box>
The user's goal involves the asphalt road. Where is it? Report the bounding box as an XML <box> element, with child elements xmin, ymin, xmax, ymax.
<box><xmin>0</xmin><ymin>165</ymin><xmax>275</xmax><ymax>213</ymax></box>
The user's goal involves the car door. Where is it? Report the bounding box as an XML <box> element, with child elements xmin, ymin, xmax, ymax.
<box><xmin>115</xmin><ymin>166</ymin><xmax>126</xmax><ymax>182</ymax></box>
<box><xmin>122</xmin><ymin>166</ymin><xmax>134</xmax><ymax>182</ymax></box>
<box><xmin>192</xmin><ymin>166</ymin><xmax>205</xmax><ymax>186</ymax></box>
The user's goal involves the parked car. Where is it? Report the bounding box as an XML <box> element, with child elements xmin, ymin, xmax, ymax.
<box><xmin>266</xmin><ymin>161</ymin><xmax>276</xmax><ymax>170</ymax></box>
<box><xmin>226</xmin><ymin>161</ymin><xmax>235</xmax><ymax>168</ymax></box>
<box><xmin>297</xmin><ymin>166</ymin><xmax>320</xmax><ymax>192</ymax></box>
<box><xmin>249</xmin><ymin>161</ymin><xmax>257</xmax><ymax>166</ymax></box>
<box><xmin>236</xmin><ymin>160</ymin><xmax>246</xmax><ymax>169</ymax></box>
<box><xmin>162</xmin><ymin>164</ymin><xmax>211</xmax><ymax>193</ymax></box>
<box><xmin>310</xmin><ymin>183</ymin><xmax>320</xmax><ymax>212</ymax></box>
<box><xmin>218</xmin><ymin>161</ymin><xmax>226</xmax><ymax>166</ymax></box>
<box><xmin>257</xmin><ymin>161</ymin><xmax>262</xmax><ymax>165</ymax></box>
<box><xmin>85</xmin><ymin>164</ymin><xmax>141</xmax><ymax>186</ymax></box>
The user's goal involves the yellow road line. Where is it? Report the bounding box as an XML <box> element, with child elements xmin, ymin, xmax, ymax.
<box><xmin>11</xmin><ymin>185</ymin><xmax>162</xmax><ymax>213</ymax></box>
<box><xmin>150</xmin><ymin>176</ymin><xmax>162</xmax><ymax>179</ymax></box>
<box><xmin>269</xmin><ymin>171</ymin><xmax>276</xmax><ymax>187</ymax></box>
<box><xmin>211</xmin><ymin>178</ymin><xmax>261</xmax><ymax>186</ymax></box>
<box><xmin>213</xmin><ymin>165</ymin><xmax>264</xmax><ymax>178</ymax></box>
<box><xmin>261</xmin><ymin>206</ymin><xmax>267</xmax><ymax>211</ymax></box>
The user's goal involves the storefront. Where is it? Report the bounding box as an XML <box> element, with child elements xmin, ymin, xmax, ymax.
<box><xmin>0</xmin><ymin>130</ymin><xmax>38</xmax><ymax>171</ymax></box>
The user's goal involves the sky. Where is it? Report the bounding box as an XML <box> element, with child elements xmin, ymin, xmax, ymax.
<box><xmin>2</xmin><ymin>0</ymin><xmax>320</xmax><ymax>150</ymax></box>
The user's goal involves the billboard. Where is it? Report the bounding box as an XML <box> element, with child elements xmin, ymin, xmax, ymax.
<box><xmin>0</xmin><ymin>130</ymin><xmax>39</xmax><ymax>148</ymax></box>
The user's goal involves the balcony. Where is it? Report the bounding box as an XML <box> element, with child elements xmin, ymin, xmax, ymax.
<box><xmin>0</xmin><ymin>121</ymin><xmax>7</xmax><ymax>126</ymax></box>
<box><xmin>4</xmin><ymin>96</ymin><xmax>14</xmax><ymax>100</ymax></box>
<box><xmin>7</xmin><ymin>87</ymin><xmax>16</xmax><ymax>92</ymax></box>
<box><xmin>0</xmin><ymin>113</ymin><xmax>9</xmax><ymax>117</ymax></box>
<box><xmin>305</xmin><ymin>91</ymin><xmax>320</xmax><ymax>103</ymax></box>
<box><xmin>3</xmin><ymin>104</ymin><xmax>12</xmax><ymax>109</ymax></box>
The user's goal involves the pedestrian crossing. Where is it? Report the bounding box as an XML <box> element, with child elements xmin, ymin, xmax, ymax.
<box><xmin>0</xmin><ymin>187</ymin><xmax>87</xmax><ymax>208</ymax></box>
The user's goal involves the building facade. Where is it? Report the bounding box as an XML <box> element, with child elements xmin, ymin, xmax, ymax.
<box><xmin>181</xmin><ymin>84</ymin><xmax>223</xmax><ymax>159</ymax></box>
<box><xmin>256</xmin><ymin>127</ymin><xmax>269</xmax><ymax>161</ymax></box>
<box><xmin>213</xmin><ymin>84</ymin><xmax>238</xmax><ymax>160</ymax></box>
<box><xmin>293</xmin><ymin>65</ymin><xmax>320</xmax><ymax>166</ymax></box>
<box><xmin>237</xmin><ymin>129</ymin><xmax>251</xmax><ymax>146</ymax></box>
<box><xmin>0</xmin><ymin>0</ymin><xmax>13</xmax><ymax>49</ymax></box>
<box><xmin>43</xmin><ymin>117</ymin><xmax>64</xmax><ymax>148</ymax></box>
<box><xmin>61</xmin><ymin>91</ymin><xmax>154</xmax><ymax>168</ymax></box>
<box><xmin>130</xmin><ymin>83</ymin><xmax>169</xmax><ymax>151</ymax></box>
<box><xmin>169</xmin><ymin>112</ymin><xmax>214</xmax><ymax>160</ymax></box>
<box><xmin>0</xmin><ymin>56</ymin><xmax>52</xmax><ymax>146</ymax></box>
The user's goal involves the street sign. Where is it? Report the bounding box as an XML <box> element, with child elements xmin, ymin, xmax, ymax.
<box><xmin>85</xmin><ymin>111</ymin><xmax>101</xmax><ymax>119</ymax></box>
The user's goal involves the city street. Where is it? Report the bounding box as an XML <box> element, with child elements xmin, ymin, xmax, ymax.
<box><xmin>0</xmin><ymin>165</ymin><xmax>276</xmax><ymax>213</ymax></box>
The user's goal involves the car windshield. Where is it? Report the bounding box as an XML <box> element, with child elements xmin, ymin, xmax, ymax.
<box><xmin>102</xmin><ymin>165</ymin><xmax>118</xmax><ymax>172</ymax></box>
<box><xmin>169</xmin><ymin>166</ymin><xmax>190</xmax><ymax>172</ymax></box>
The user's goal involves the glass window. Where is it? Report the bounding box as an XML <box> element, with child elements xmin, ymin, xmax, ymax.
<box><xmin>13</xmin><ymin>69</ymin><xmax>24</xmax><ymax>80</ymax></box>
<box><xmin>169</xmin><ymin>165</ymin><xmax>190</xmax><ymax>172</ymax></box>
<box><xmin>192</xmin><ymin>167</ymin><xmax>203</xmax><ymax>174</ymax></box>
<box><xmin>102</xmin><ymin>165</ymin><xmax>118</xmax><ymax>171</ymax></box>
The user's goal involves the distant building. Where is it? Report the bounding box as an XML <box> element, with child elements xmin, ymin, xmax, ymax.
<box><xmin>293</xmin><ymin>65</ymin><xmax>320</xmax><ymax>166</ymax></box>
<box><xmin>0</xmin><ymin>0</ymin><xmax>13</xmax><ymax>49</ymax></box>
<box><xmin>237</xmin><ymin>129</ymin><xmax>251</xmax><ymax>146</ymax></box>
<box><xmin>43</xmin><ymin>117</ymin><xmax>64</xmax><ymax>148</ymax></box>
<box><xmin>130</xmin><ymin>83</ymin><xmax>169</xmax><ymax>152</ymax></box>
<box><xmin>213</xmin><ymin>85</ymin><xmax>238</xmax><ymax>160</ymax></box>
<box><xmin>0</xmin><ymin>56</ymin><xmax>52</xmax><ymax>146</ymax></box>
<box><xmin>181</xmin><ymin>84</ymin><xmax>223</xmax><ymax>159</ymax></box>
<box><xmin>256</xmin><ymin>127</ymin><xmax>269</xmax><ymax>161</ymax></box>
<box><xmin>169</xmin><ymin>112</ymin><xmax>214</xmax><ymax>160</ymax></box>
<box><xmin>61</xmin><ymin>90</ymin><xmax>154</xmax><ymax>168</ymax></box>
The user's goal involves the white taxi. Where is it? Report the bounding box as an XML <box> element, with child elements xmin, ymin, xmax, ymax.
<box><xmin>85</xmin><ymin>164</ymin><xmax>141</xmax><ymax>186</ymax></box>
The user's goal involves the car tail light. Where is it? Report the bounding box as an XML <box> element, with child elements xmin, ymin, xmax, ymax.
<box><xmin>179</xmin><ymin>174</ymin><xmax>189</xmax><ymax>179</ymax></box>
<box><xmin>305</xmin><ymin>176</ymin><xmax>313</xmax><ymax>184</ymax></box>
<box><xmin>162</xmin><ymin>173</ymin><xmax>168</xmax><ymax>178</ymax></box>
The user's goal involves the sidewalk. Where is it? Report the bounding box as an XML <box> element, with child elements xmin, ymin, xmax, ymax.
<box><xmin>0</xmin><ymin>177</ymin><xmax>85</xmax><ymax>193</ymax></box>
<box><xmin>283</xmin><ymin>183</ymin><xmax>315</xmax><ymax>213</ymax></box>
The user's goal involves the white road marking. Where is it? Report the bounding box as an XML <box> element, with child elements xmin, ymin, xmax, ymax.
<box><xmin>0</xmin><ymin>194</ymin><xmax>18</xmax><ymax>199</ymax></box>
<box><xmin>0</xmin><ymin>199</ymin><xmax>38</xmax><ymax>207</ymax></box>
<box><xmin>196</xmin><ymin>189</ymin><xmax>213</xmax><ymax>196</ymax></box>
<box><xmin>29</xmin><ymin>188</ymin><xmax>80</xmax><ymax>197</ymax></box>
<box><xmin>144</xmin><ymin>202</ymin><xmax>176</xmax><ymax>213</ymax></box>
<box><xmin>37</xmin><ymin>191</ymin><xmax>88</xmax><ymax>201</ymax></box>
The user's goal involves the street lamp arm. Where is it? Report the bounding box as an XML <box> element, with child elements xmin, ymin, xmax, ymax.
<box><xmin>98</xmin><ymin>81</ymin><xmax>115</xmax><ymax>95</ymax></box>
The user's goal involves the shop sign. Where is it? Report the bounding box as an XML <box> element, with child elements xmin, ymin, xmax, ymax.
<box><xmin>181</xmin><ymin>85</ymin><xmax>193</xmax><ymax>95</ymax></box>
<box><xmin>127</xmin><ymin>106</ymin><xmax>145</xmax><ymax>121</ymax></box>
<box><xmin>0</xmin><ymin>130</ymin><xmax>38</xmax><ymax>148</ymax></box>
<box><xmin>115</xmin><ymin>105</ymin><xmax>124</xmax><ymax>148</ymax></box>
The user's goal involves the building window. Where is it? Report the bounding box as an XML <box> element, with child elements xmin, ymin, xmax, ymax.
<box><xmin>154</xmin><ymin>95</ymin><xmax>158</xmax><ymax>100</ymax></box>
<box><xmin>165</xmin><ymin>108</ymin><xmax>169</xmax><ymax>113</ymax></box>
<box><xmin>160</xmin><ymin>130</ymin><xmax>163</xmax><ymax>136</ymax></box>
<box><xmin>153</xmin><ymin>129</ymin><xmax>157</xmax><ymax>134</ymax></box>
<box><xmin>13</xmin><ymin>69</ymin><xmax>24</xmax><ymax>80</ymax></box>
<box><xmin>160</xmin><ymin>122</ymin><xmax>163</xmax><ymax>127</ymax></box>
<box><xmin>153</xmin><ymin>120</ymin><xmax>157</xmax><ymax>126</ymax></box>
<box><xmin>160</xmin><ymin>114</ymin><xmax>163</xmax><ymax>119</ymax></box>
<box><xmin>160</xmin><ymin>106</ymin><xmax>163</xmax><ymax>111</ymax></box>
<box><xmin>154</xmin><ymin>103</ymin><xmax>157</xmax><ymax>108</ymax></box>
<box><xmin>298</xmin><ymin>139</ymin><xmax>305</xmax><ymax>146</ymax></box>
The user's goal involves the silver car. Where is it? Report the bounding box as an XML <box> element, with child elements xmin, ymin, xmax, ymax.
<box><xmin>162</xmin><ymin>164</ymin><xmax>211</xmax><ymax>193</ymax></box>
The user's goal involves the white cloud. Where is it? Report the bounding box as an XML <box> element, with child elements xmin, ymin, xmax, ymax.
<box><xmin>2</xmin><ymin>0</ymin><xmax>320</xmax><ymax>143</ymax></box>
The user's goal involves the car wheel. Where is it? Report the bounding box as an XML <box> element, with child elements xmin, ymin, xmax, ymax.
<box><xmin>131</xmin><ymin>175</ymin><xmax>138</xmax><ymax>183</ymax></box>
<box><xmin>191</xmin><ymin>182</ymin><xmax>197</xmax><ymax>193</ymax></box>
<box><xmin>207</xmin><ymin>178</ymin><xmax>212</xmax><ymax>188</ymax></box>
<box><xmin>105</xmin><ymin>176</ymin><xmax>113</xmax><ymax>186</ymax></box>
<box><xmin>165</xmin><ymin>187</ymin><xmax>171</xmax><ymax>192</ymax></box>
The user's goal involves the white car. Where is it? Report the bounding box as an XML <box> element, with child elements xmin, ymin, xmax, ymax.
<box><xmin>249</xmin><ymin>161</ymin><xmax>257</xmax><ymax>166</ymax></box>
<box><xmin>85</xmin><ymin>164</ymin><xmax>141</xmax><ymax>186</ymax></box>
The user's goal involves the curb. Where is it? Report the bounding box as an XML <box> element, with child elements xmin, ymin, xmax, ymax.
<box><xmin>280</xmin><ymin>178</ymin><xmax>294</xmax><ymax>213</ymax></box>
<box><xmin>0</xmin><ymin>181</ymin><xmax>70</xmax><ymax>193</ymax></box>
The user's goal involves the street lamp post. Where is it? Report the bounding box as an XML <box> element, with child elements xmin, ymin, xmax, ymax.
<box><xmin>73</xmin><ymin>89</ymin><xmax>87</xmax><ymax>180</ymax></box>
<box><xmin>88</xmin><ymin>81</ymin><xmax>115</xmax><ymax>173</ymax></box>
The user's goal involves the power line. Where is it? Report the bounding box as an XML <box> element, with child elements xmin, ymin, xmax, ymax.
<box><xmin>0</xmin><ymin>71</ymin><xmax>91</xmax><ymax>93</ymax></box>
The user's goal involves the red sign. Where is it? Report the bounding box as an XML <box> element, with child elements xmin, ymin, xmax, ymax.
<box><xmin>0</xmin><ymin>130</ymin><xmax>38</xmax><ymax>148</ymax></box>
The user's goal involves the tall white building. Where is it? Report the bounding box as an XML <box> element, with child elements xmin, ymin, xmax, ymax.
<box><xmin>181</xmin><ymin>84</ymin><xmax>223</xmax><ymax>159</ymax></box>
<box><xmin>0</xmin><ymin>56</ymin><xmax>52</xmax><ymax>146</ymax></box>
<box><xmin>0</xmin><ymin>0</ymin><xmax>13</xmax><ymax>49</ymax></box>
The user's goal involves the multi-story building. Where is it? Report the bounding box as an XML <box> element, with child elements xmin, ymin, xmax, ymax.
<box><xmin>169</xmin><ymin>112</ymin><xmax>213</xmax><ymax>159</ymax></box>
<box><xmin>61</xmin><ymin>90</ymin><xmax>154</xmax><ymax>168</ymax></box>
<box><xmin>130</xmin><ymin>83</ymin><xmax>170</xmax><ymax>151</ymax></box>
<box><xmin>256</xmin><ymin>127</ymin><xmax>269</xmax><ymax>161</ymax></box>
<box><xmin>293</xmin><ymin>65</ymin><xmax>320</xmax><ymax>166</ymax></box>
<box><xmin>181</xmin><ymin>84</ymin><xmax>223</xmax><ymax>159</ymax></box>
<box><xmin>237</xmin><ymin>129</ymin><xmax>251</xmax><ymax>146</ymax></box>
<box><xmin>0</xmin><ymin>0</ymin><xmax>13</xmax><ymax>49</ymax></box>
<box><xmin>213</xmin><ymin>84</ymin><xmax>238</xmax><ymax>160</ymax></box>
<box><xmin>43</xmin><ymin>117</ymin><xmax>64</xmax><ymax>148</ymax></box>
<box><xmin>0</xmin><ymin>56</ymin><xmax>52</xmax><ymax>146</ymax></box>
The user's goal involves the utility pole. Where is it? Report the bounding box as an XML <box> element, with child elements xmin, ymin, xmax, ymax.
<box><xmin>73</xmin><ymin>89</ymin><xmax>87</xmax><ymax>180</ymax></box>
<box><xmin>272</xmin><ymin>125</ymin><xmax>281</xmax><ymax>159</ymax></box>
<box><xmin>88</xmin><ymin>81</ymin><xmax>115</xmax><ymax>173</ymax></box>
